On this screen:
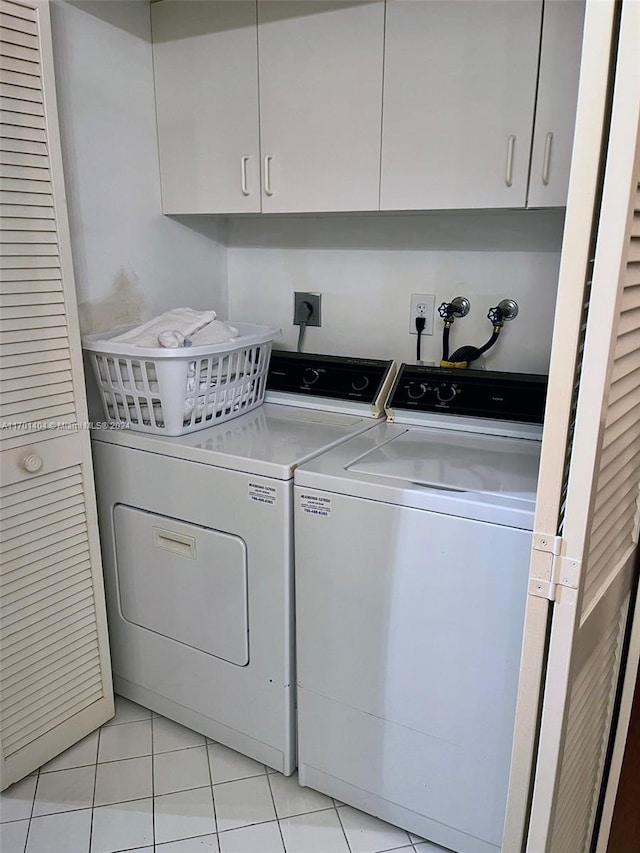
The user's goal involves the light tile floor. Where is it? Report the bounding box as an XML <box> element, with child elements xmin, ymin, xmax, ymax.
<box><xmin>0</xmin><ymin>696</ymin><xmax>449</xmax><ymax>853</ymax></box>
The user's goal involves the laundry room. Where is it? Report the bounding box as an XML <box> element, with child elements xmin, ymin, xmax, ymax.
<box><xmin>1</xmin><ymin>3</ymin><xmax>639</xmax><ymax>853</ymax></box>
<box><xmin>48</xmin><ymin>0</ymin><xmax>564</xmax><ymax>376</ymax></box>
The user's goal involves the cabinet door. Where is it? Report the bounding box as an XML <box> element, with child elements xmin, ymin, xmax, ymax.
<box><xmin>257</xmin><ymin>0</ymin><xmax>384</xmax><ymax>213</ymax></box>
<box><xmin>380</xmin><ymin>0</ymin><xmax>542</xmax><ymax>210</ymax></box>
<box><xmin>152</xmin><ymin>0</ymin><xmax>260</xmax><ymax>214</ymax></box>
<box><xmin>528</xmin><ymin>0</ymin><xmax>585</xmax><ymax>208</ymax></box>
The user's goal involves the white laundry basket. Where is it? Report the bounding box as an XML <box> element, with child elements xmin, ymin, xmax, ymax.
<box><xmin>83</xmin><ymin>322</ymin><xmax>280</xmax><ymax>436</ymax></box>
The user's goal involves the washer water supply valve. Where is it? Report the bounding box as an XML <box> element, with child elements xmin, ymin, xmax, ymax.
<box><xmin>438</xmin><ymin>296</ymin><xmax>471</xmax><ymax>325</ymax></box>
<box><xmin>439</xmin><ymin>298</ymin><xmax>519</xmax><ymax>368</ymax></box>
<box><xmin>487</xmin><ymin>299</ymin><xmax>519</xmax><ymax>326</ymax></box>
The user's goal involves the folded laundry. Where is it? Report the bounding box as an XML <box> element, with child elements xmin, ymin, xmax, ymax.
<box><xmin>158</xmin><ymin>330</ymin><xmax>188</xmax><ymax>348</ymax></box>
<box><xmin>111</xmin><ymin>308</ymin><xmax>217</xmax><ymax>348</ymax></box>
<box><xmin>157</xmin><ymin>321</ymin><xmax>240</xmax><ymax>349</ymax></box>
<box><xmin>189</xmin><ymin>320</ymin><xmax>240</xmax><ymax>346</ymax></box>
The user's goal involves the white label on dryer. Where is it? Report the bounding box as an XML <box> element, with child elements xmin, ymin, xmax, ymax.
<box><xmin>249</xmin><ymin>482</ymin><xmax>277</xmax><ymax>505</ymax></box>
<box><xmin>299</xmin><ymin>493</ymin><xmax>331</xmax><ymax>517</ymax></box>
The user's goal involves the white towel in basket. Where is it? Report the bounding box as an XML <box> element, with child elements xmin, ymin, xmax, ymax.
<box><xmin>111</xmin><ymin>308</ymin><xmax>217</xmax><ymax>348</ymax></box>
<box><xmin>189</xmin><ymin>320</ymin><xmax>240</xmax><ymax>346</ymax></box>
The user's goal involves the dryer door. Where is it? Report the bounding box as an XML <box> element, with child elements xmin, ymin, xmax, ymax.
<box><xmin>113</xmin><ymin>505</ymin><xmax>249</xmax><ymax>666</ymax></box>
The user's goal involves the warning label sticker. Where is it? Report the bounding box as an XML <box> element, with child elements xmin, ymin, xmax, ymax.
<box><xmin>248</xmin><ymin>482</ymin><xmax>277</xmax><ymax>506</ymax></box>
<box><xmin>299</xmin><ymin>493</ymin><xmax>331</xmax><ymax>517</ymax></box>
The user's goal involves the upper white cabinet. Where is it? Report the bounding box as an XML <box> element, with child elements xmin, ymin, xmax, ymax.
<box><xmin>380</xmin><ymin>0</ymin><xmax>543</xmax><ymax>210</ymax></box>
<box><xmin>257</xmin><ymin>1</ymin><xmax>384</xmax><ymax>213</ymax></box>
<box><xmin>152</xmin><ymin>0</ymin><xmax>584</xmax><ymax>214</ymax></box>
<box><xmin>152</xmin><ymin>1</ymin><xmax>261</xmax><ymax>214</ymax></box>
<box><xmin>528</xmin><ymin>0</ymin><xmax>585</xmax><ymax>207</ymax></box>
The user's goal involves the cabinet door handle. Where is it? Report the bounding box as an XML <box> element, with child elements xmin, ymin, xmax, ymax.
<box><xmin>264</xmin><ymin>155</ymin><xmax>274</xmax><ymax>196</ymax></box>
<box><xmin>241</xmin><ymin>156</ymin><xmax>250</xmax><ymax>196</ymax></box>
<box><xmin>505</xmin><ymin>135</ymin><xmax>516</xmax><ymax>187</ymax></box>
<box><xmin>542</xmin><ymin>132</ymin><xmax>554</xmax><ymax>186</ymax></box>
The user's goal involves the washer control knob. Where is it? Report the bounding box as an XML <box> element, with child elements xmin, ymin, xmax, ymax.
<box><xmin>302</xmin><ymin>367</ymin><xmax>320</xmax><ymax>386</ymax></box>
<box><xmin>436</xmin><ymin>383</ymin><xmax>457</xmax><ymax>403</ymax></box>
<box><xmin>21</xmin><ymin>453</ymin><xmax>43</xmax><ymax>474</ymax></box>
<box><xmin>351</xmin><ymin>375</ymin><xmax>369</xmax><ymax>392</ymax></box>
<box><xmin>407</xmin><ymin>382</ymin><xmax>427</xmax><ymax>400</ymax></box>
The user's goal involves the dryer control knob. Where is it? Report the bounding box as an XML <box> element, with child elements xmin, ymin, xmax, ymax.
<box><xmin>21</xmin><ymin>453</ymin><xmax>43</xmax><ymax>474</ymax></box>
<box><xmin>407</xmin><ymin>382</ymin><xmax>427</xmax><ymax>400</ymax></box>
<box><xmin>351</xmin><ymin>376</ymin><xmax>369</xmax><ymax>392</ymax></box>
<box><xmin>436</xmin><ymin>383</ymin><xmax>457</xmax><ymax>403</ymax></box>
<box><xmin>302</xmin><ymin>368</ymin><xmax>320</xmax><ymax>386</ymax></box>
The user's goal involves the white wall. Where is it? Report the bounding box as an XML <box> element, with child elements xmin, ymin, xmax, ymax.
<box><xmin>50</xmin><ymin>0</ymin><xmax>228</xmax><ymax>335</ymax></box>
<box><xmin>227</xmin><ymin>210</ymin><xmax>564</xmax><ymax>374</ymax></box>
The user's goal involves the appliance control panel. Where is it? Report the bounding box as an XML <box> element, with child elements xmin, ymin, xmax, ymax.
<box><xmin>389</xmin><ymin>366</ymin><xmax>548</xmax><ymax>423</ymax></box>
<box><xmin>267</xmin><ymin>351</ymin><xmax>394</xmax><ymax>404</ymax></box>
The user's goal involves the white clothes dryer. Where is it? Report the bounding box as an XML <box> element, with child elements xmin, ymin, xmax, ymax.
<box><xmin>294</xmin><ymin>366</ymin><xmax>547</xmax><ymax>850</ymax></box>
<box><xmin>92</xmin><ymin>352</ymin><xmax>396</xmax><ymax>774</ymax></box>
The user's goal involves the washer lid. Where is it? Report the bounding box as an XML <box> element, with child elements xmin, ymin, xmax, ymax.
<box><xmin>294</xmin><ymin>422</ymin><xmax>541</xmax><ymax>528</ymax></box>
<box><xmin>347</xmin><ymin>427</ymin><xmax>540</xmax><ymax>502</ymax></box>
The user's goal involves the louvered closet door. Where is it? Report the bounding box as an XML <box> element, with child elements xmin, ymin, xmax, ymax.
<box><xmin>0</xmin><ymin>0</ymin><xmax>114</xmax><ymax>789</ymax></box>
<box><xmin>0</xmin><ymin>0</ymin><xmax>73</xmax><ymax>430</ymax></box>
<box><xmin>503</xmin><ymin>2</ymin><xmax>640</xmax><ymax>850</ymax></box>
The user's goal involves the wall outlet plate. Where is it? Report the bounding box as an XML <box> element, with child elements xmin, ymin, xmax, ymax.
<box><xmin>409</xmin><ymin>294</ymin><xmax>435</xmax><ymax>335</ymax></box>
<box><xmin>294</xmin><ymin>292</ymin><xmax>321</xmax><ymax>327</ymax></box>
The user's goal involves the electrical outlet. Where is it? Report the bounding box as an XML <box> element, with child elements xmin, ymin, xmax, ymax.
<box><xmin>294</xmin><ymin>292</ymin><xmax>321</xmax><ymax>327</ymax></box>
<box><xmin>409</xmin><ymin>294</ymin><xmax>436</xmax><ymax>335</ymax></box>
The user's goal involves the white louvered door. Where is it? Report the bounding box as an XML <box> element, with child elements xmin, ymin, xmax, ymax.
<box><xmin>504</xmin><ymin>1</ymin><xmax>640</xmax><ymax>850</ymax></box>
<box><xmin>0</xmin><ymin>0</ymin><xmax>114</xmax><ymax>789</ymax></box>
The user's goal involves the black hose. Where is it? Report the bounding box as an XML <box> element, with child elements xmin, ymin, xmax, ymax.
<box><xmin>475</xmin><ymin>327</ymin><xmax>501</xmax><ymax>357</ymax></box>
<box><xmin>442</xmin><ymin>324</ymin><xmax>450</xmax><ymax>361</ymax></box>
<box><xmin>449</xmin><ymin>328</ymin><xmax>501</xmax><ymax>365</ymax></box>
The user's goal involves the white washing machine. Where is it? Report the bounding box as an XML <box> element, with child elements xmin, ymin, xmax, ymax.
<box><xmin>92</xmin><ymin>351</ymin><xmax>396</xmax><ymax>774</ymax></box>
<box><xmin>294</xmin><ymin>366</ymin><xmax>547</xmax><ymax>851</ymax></box>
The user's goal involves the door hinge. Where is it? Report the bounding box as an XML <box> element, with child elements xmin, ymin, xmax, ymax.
<box><xmin>528</xmin><ymin>533</ymin><xmax>581</xmax><ymax>601</ymax></box>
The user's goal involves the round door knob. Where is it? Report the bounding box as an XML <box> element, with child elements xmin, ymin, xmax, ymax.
<box><xmin>303</xmin><ymin>368</ymin><xmax>320</xmax><ymax>386</ymax></box>
<box><xmin>351</xmin><ymin>376</ymin><xmax>369</xmax><ymax>392</ymax></box>
<box><xmin>21</xmin><ymin>453</ymin><xmax>43</xmax><ymax>474</ymax></box>
<box><xmin>436</xmin><ymin>383</ymin><xmax>457</xmax><ymax>403</ymax></box>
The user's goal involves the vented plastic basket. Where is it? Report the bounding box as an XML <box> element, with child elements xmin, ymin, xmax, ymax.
<box><xmin>82</xmin><ymin>322</ymin><xmax>280</xmax><ymax>436</ymax></box>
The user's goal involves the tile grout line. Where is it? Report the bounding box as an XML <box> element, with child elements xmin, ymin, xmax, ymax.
<box><xmin>102</xmin><ymin>714</ymin><xmax>150</xmax><ymax>729</ymax></box>
<box><xmin>217</xmin><ymin>815</ymin><xmax>294</xmax><ymax>834</ymax></box>
<box><xmin>89</xmin><ymin>725</ymin><xmax>101</xmax><ymax>853</ymax></box>
<box><xmin>333</xmin><ymin>800</ymin><xmax>353</xmax><ymax>853</ymax></box>
<box><xmin>66</xmin><ymin>743</ymin><xmax>203</xmax><ymax>772</ymax></box>
<box><xmin>22</xmin><ymin>766</ymin><xmax>40</xmax><ymax>853</ymax></box>
<box><xmin>333</xmin><ymin>800</ymin><xmax>416</xmax><ymax>853</ymax></box>
<box><xmin>265</xmin><ymin>767</ymin><xmax>286</xmax><ymax>852</ymax></box>
<box><xmin>203</xmin><ymin>734</ymin><xmax>220</xmax><ymax>848</ymax></box>
<box><xmin>150</xmin><ymin>712</ymin><xmax>156</xmax><ymax>851</ymax></box>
